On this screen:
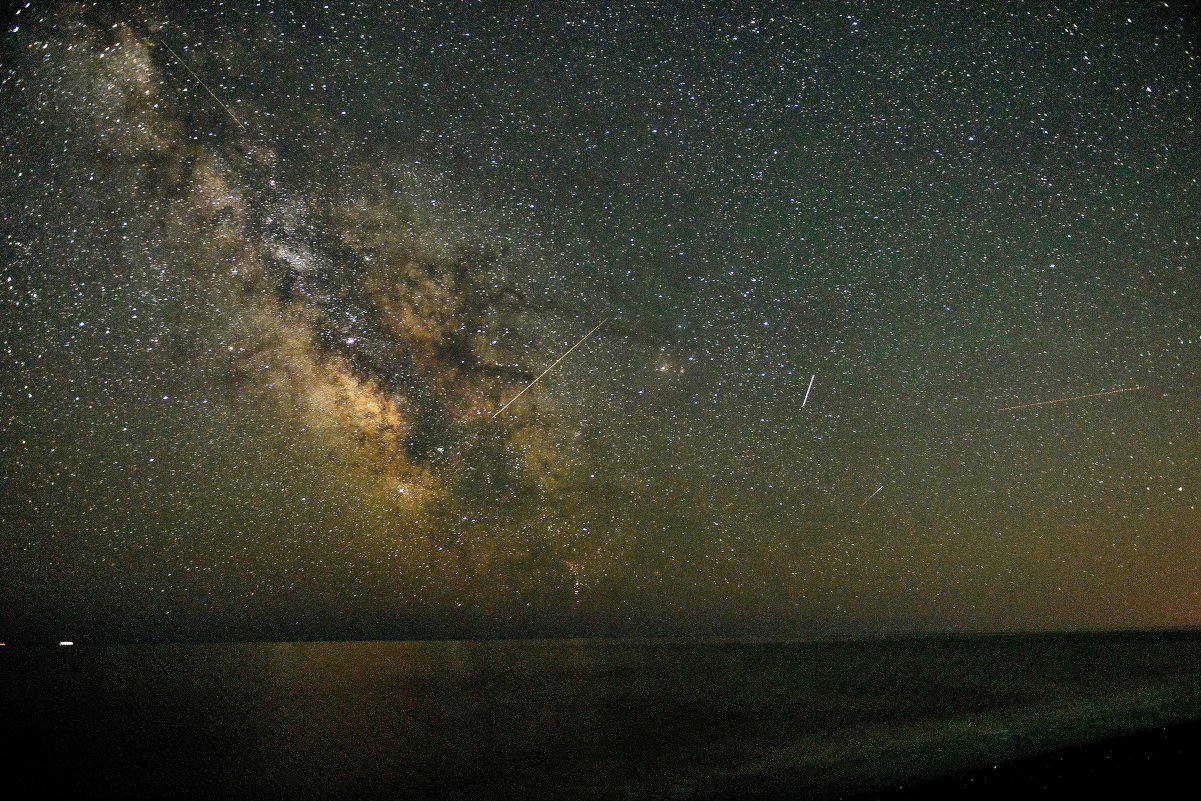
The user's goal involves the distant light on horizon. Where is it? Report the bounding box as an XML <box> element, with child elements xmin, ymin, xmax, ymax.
<box><xmin>59</xmin><ymin>641</ymin><xmax>74</xmax><ymax>646</ymax></box>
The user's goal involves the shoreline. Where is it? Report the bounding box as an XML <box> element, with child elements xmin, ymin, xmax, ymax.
<box><xmin>858</xmin><ymin>717</ymin><xmax>1201</xmax><ymax>799</ymax></box>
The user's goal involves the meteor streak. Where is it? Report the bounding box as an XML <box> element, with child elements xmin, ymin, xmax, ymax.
<box><xmin>860</xmin><ymin>485</ymin><xmax>885</xmax><ymax>508</ymax></box>
<box><xmin>998</xmin><ymin>385</ymin><xmax>1145</xmax><ymax>412</ymax></box>
<box><xmin>802</xmin><ymin>373</ymin><xmax>815</xmax><ymax>407</ymax></box>
<box><xmin>155</xmin><ymin>37</ymin><xmax>248</xmax><ymax>129</ymax></box>
<box><xmin>491</xmin><ymin>319</ymin><xmax>607</xmax><ymax>419</ymax></box>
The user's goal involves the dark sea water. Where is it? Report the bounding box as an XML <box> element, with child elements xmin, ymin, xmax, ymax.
<box><xmin>5</xmin><ymin>632</ymin><xmax>1201</xmax><ymax>800</ymax></box>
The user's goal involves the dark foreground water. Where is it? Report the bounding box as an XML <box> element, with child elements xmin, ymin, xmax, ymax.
<box><xmin>5</xmin><ymin>632</ymin><xmax>1201</xmax><ymax>800</ymax></box>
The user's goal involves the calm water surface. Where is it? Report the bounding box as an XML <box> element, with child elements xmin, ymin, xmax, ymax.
<box><xmin>6</xmin><ymin>632</ymin><xmax>1201</xmax><ymax>799</ymax></box>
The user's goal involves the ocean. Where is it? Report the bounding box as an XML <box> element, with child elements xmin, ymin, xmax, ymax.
<box><xmin>5</xmin><ymin>631</ymin><xmax>1201</xmax><ymax>799</ymax></box>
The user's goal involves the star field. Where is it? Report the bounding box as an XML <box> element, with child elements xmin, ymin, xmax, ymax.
<box><xmin>1</xmin><ymin>1</ymin><xmax>1200</xmax><ymax>641</ymax></box>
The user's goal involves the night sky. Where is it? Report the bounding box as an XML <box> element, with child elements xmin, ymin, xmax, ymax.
<box><xmin>2</xmin><ymin>1</ymin><xmax>1199</xmax><ymax>642</ymax></box>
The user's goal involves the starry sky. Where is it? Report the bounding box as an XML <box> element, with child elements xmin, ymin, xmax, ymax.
<box><xmin>2</xmin><ymin>1</ymin><xmax>1200</xmax><ymax>642</ymax></box>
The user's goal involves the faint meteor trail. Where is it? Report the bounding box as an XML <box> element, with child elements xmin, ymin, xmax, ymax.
<box><xmin>491</xmin><ymin>319</ymin><xmax>607</xmax><ymax>419</ymax></box>
<box><xmin>155</xmin><ymin>37</ymin><xmax>248</xmax><ymax>129</ymax></box>
<box><xmin>860</xmin><ymin>485</ymin><xmax>885</xmax><ymax>508</ymax></box>
<box><xmin>998</xmin><ymin>385</ymin><xmax>1146</xmax><ymax>412</ymax></box>
<box><xmin>802</xmin><ymin>373</ymin><xmax>815</xmax><ymax>407</ymax></box>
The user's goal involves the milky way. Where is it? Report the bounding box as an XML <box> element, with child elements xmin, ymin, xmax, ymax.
<box><xmin>1</xmin><ymin>4</ymin><xmax>623</xmax><ymax>637</ymax></box>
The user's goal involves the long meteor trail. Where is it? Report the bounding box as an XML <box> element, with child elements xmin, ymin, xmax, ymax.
<box><xmin>998</xmin><ymin>385</ymin><xmax>1146</xmax><ymax>412</ymax></box>
<box><xmin>156</xmin><ymin>37</ymin><xmax>247</xmax><ymax>129</ymax></box>
<box><xmin>491</xmin><ymin>319</ymin><xmax>607</xmax><ymax>419</ymax></box>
